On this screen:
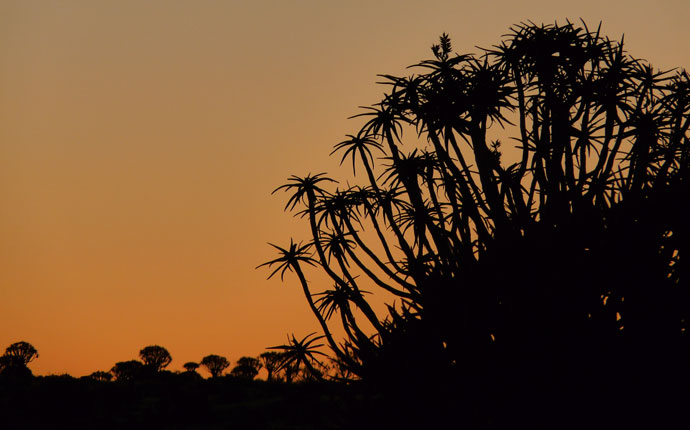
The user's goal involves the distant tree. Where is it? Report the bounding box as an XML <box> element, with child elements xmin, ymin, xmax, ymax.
<box><xmin>259</xmin><ymin>351</ymin><xmax>283</xmax><ymax>381</ymax></box>
<box><xmin>89</xmin><ymin>370</ymin><xmax>113</xmax><ymax>382</ymax></box>
<box><xmin>200</xmin><ymin>354</ymin><xmax>229</xmax><ymax>378</ymax></box>
<box><xmin>183</xmin><ymin>361</ymin><xmax>200</xmax><ymax>373</ymax></box>
<box><xmin>230</xmin><ymin>356</ymin><xmax>262</xmax><ymax>380</ymax></box>
<box><xmin>139</xmin><ymin>345</ymin><xmax>172</xmax><ymax>372</ymax></box>
<box><xmin>110</xmin><ymin>360</ymin><xmax>144</xmax><ymax>381</ymax></box>
<box><xmin>0</xmin><ymin>341</ymin><xmax>38</xmax><ymax>379</ymax></box>
<box><xmin>4</xmin><ymin>341</ymin><xmax>38</xmax><ymax>366</ymax></box>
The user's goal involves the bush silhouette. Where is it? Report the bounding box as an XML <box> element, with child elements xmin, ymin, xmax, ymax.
<box><xmin>262</xmin><ymin>20</ymin><xmax>689</xmax><ymax>424</ymax></box>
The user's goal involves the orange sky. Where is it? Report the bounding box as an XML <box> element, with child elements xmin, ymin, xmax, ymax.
<box><xmin>1</xmin><ymin>0</ymin><xmax>689</xmax><ymax>377</ymax></box>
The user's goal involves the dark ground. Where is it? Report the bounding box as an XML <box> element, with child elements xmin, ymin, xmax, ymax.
<box><xmin>0</xmin><ymin>374</ymin><xmax>388</xmax><ymax>429</ymax></box>
<box><xmin>2</xmin><ymin>371</ymin><xmax>688</xmax><ymax>429</ymax></box>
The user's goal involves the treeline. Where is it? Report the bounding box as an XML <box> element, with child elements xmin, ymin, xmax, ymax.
<box><xmin>0</xmin><ymin>341</ymin><xmax>384</xmax><ymax>429</ymax></box>
<box><xmin>0</xmin><ymin>339</ymin><xmax>340</xmax><ymax>383</ymax></box>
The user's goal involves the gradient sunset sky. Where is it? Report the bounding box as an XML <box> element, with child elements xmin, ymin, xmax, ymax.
<box><xmin>2</xmin><ymin>0</ymin><xmax>689</xmax><ymax>377</ymax></box>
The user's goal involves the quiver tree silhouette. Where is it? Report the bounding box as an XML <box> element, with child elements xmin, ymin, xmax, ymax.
<box><xmin>139</xmin><ymin>345</ymin><xmax>172</xmax><ymax>372</ymax></box>
<box><xmin>0</xmin><ymin>341</ymin><xmax>38</xmax><ymax>379</ymax></box>
<box><xmin>230</xmin><ymin>356</ymin><xmax>262</xmax><ymax>380</ymax></box>
<box><xmin>3</xmin><ymin>341</ymin><xmax>38</xmax><ymax>366</ymax></box>
<box><xmin>183</xmin><ymin>361</ymin><xmax>200</xmax><ymax>373</ymax></box>
<box><xmin>200</xmin><ymin>354</ymin><xmax>229</xmax><ymax>378</ymax></box>
<box><xmin>259</xmin><ymin>351</ymin><xmax>283</xmax><ymax>381</ymax></box>
<box><xmin>262</xmin><ymin>20</ymin><xmax>690</xmax><ymax>422</ymax></box>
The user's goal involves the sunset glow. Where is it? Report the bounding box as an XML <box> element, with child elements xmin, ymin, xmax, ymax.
<box><xmin>2</xmin><ymin>0</ymin><xmax>689</xmax><ymax>377</ymax></box>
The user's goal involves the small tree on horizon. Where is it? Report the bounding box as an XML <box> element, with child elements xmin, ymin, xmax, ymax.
<box><xmin>200</xmin><ymin>354</ymin><xmax>229</xmax><ymax>378</ymax></box>
<box><xmin>259</xmin><ymin>351</ymin><xmax>283</xmax><ymax>381</ymax></box>
<box><xmin>183</xmin><ymin>361</ymin><xmax>200</xmax><ymax>373</ymax></box>
<box><xmin>139</xmin><ymin>345</ymin><xmax>172</xmax><ymax>372</ymax></box>
<box><xmin>230</xmin><ymin>356</ymin><xmax>262</xmax><ymax>380</ymax></box>
<box><xmin>268</xmin><ymin>333</ymin><xmax>328</xmax><ymax>382</ymax></box>
<box><xmin>0</xmin><ymin>341</ymin><xmax>38</xmax><ymax>379</ymax></box>
<box><xmin>3</xmin><ymin>341</ymin><xmax>38</xmax><ymax>366</ymax></box>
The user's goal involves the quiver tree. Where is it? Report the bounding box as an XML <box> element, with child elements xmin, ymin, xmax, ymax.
<box><xmin>200</xmin><ymin>354</ymin><xmax>229</xmax><ymax>378</ymax></box>
<box><xmin>183</xmin><ymin>361</ymin><xmax>200</xmax><ymax>373</ymax></box>
<box><xmin>230</xmin><ymin>356</ymin><xmax>262</xmax><ymax>380</ymax></box>
<box><xmin>0</xmin><ymin>341</ymin><xmax>38</xmax><ymax>378</ymax></box>
<box><xmin>262</xmin><ymin>20</ymin><xmax>690</xmax><ymax>413</ymax></box>
<box><xmin>139</xmin><ymin>345</ymin><xmax>172</xmax><ymax>372</ymax></box>
<box><xmin>259</xmin><ymin>351</ymin><xmax>283</xmax><ymax>381</ymax></box>
<box><xmin>3</xmin><ymin>341</ymin><xmax>38</xmax><ymax>367</ymax></box>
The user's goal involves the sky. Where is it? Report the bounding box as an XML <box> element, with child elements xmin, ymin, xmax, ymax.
<box><xmin>1</xmin><ymin>0</ymin><xmax>689</xmax><ymax>377</ymax></box>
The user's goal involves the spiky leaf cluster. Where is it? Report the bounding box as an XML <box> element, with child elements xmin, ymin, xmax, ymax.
<box><xmin>263</xmin><ymin>21</ymin><xmax>689</xmax><ymax>384</ymax></box>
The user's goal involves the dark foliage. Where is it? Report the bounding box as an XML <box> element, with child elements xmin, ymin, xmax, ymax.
<box><xmin>230</xmin><ymin>356</ymin><xmax>262</xmax><ymax>380</ymax></box>
<box><xmin>263</xmin><ymin>21</ymin><xmax>690</xmax><ymax>427</ymax></box>
<box><xmin>0</xmin><ymin>341</ymin><xmax>38</xmax><ymax>381</ymax></box>
<box><xmin>110</xmin><ymin>360</ymin><xmax>144</xmax><ymax>382</ymax></box>
<box><xmin>3</xmin><ymin>341</ymin><xmax>39</xmax><ymax>365</ymax></box>
<box><xmin>138</xmin><ymin>345</ymin><xmax>172</xmax><ymax>372</ymax></box>
<box><xmin>182</xmin><ymin>361</ymin><xmax>200</xmax><ymax>373</ymax></box>
<box><xmin>88</xmin><ymin>371</ymin><xmax>113</xmax><ymax>382</ymax></box>
<box><xmin>0</xmin><ymin>373</ymin><xmax>385</xmax><ymax>429</ymax></box>
<box><xmin>268</xmin><ymin>333</ymin><xmax>329</xmax><ymax>382</ymax></box>
<box><xmin>258</xmin><ymin>351</ymin><xmax>283</xmax><ymax>381</ymax></box>
<box><xmin>200</xmin><ymin>354</ymin><xmax>230</xmax><ymax>378</ymax></box>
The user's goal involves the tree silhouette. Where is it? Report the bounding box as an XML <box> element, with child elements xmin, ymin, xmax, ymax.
<box><xmin>139</xmin><ymin>345</ymin><xmax>172</xmax><ymax>372</ymax></box>
<box><xmin>110</xmin><ymin>360</ymin><xmax>144</xmax><ymax>381</ymax></box>
<box><xmin>259</xmin><ymin>351</ymin><xmax>283</xmax><ymax>381</ymax></box>
<box><xmin>183</xmin><ymin>361</ymin><xmax>200</xmax><ymax>373</ymax></box>
<box><xmin>230</xmin><ymin>356</ymin><xmax>262</xmax><ymax>380</ymax></box>
<box><xmin>3</xmin><ymin>341</ymin><xmax>38</xmax><ymax>366</ymax></box>
<box><xmin>0</xmin><ymin>341</ymin><xmax>38</xmax><ymax>379</ymax></box>
<box><xmin>263</xmin><ymin>20</ymin><xmax>689</xmax><ymax>423</ymax></box>
<box><xmin>200</xmin><ymin>354</ymin><xmax>229</xmax><ymax>378</ymax></box>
